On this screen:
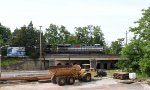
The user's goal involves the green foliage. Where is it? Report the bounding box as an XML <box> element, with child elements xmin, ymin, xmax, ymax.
<box><xmin>109</xmin><ymin>38</ymin><xmax>124</xmax><ymax>54</ymax></box>
<box><xmin>45</xmin><ymin>24</ymin><xmax>67</xmax><ymax>51</ymax></box>
<box><xmin>117</xmin><ymin>39</ymin><xmax>144</xmax><ymax>72</ymax></box>
<box><xmin>0</xmin><ymin>21</ymin><xmax>106</xmax><ymax>58</ymax></box>
<box><xmin>117</xmin><ymin>6</ymin><xmax>150</xmax><ymax>76</ymax></box>
<box><xmin>1</xmin><ymin>47</ymin><xmax>7</xmax><ymax>56</ymax></box>
<box><xmin>0</xmin><ymin>24</ymin><xmax>11</xmax><ymax>45</ymax></box>
<box><xmin>28</xmin><ymin>50</ymin><xmax>39</xmax><ymax>59</ymax></box>
<box><xmin>75</xmin><ymin>25</ymin><xmax>105</xmax><ymax>45</ymax></box>
<box><xmin>75</xmin><ymin>26</ymin><xmax>89</xmax><ymax>44</ymax></box>
<box><xmin>93</xmin><ymin>26</ymin><xmax>105</xmax><ymax>46</ymax></box>
<box><xmin>59</xmin><ymin>25</ymin><xmax>71</xmax><ymax>44</ymax></box>
<box><xmin>0</xmin><ymin>23</ymin><xmax>12</xmax><ymax>56</ymax></box>
<box><xmin>139</xmin><ymin>59</ymin><xmax>150</xmax><ymax>77</ymax></box>
<box><xmin>1</xmin><ymin>58</ymin><xmax>23</xmax><ymax>67</ymax></box>
<box><xmin>12</xmin><ymin>22</ymin><xmax>46</xmax><ymax>58</ymax></box>
<box><xmin>116</xmin><ymin>60</ymin><xmax>129</xmax><ymax>71</ymax></box>
<box><xmin>45</xmin><ymin>24</ymin><xmax>105</xmax><ymax>52</ymax></box>
<box><xmin>67</xmin><ymin>34</ymin><xmax>78</xmax><ymax>44</ymax></box>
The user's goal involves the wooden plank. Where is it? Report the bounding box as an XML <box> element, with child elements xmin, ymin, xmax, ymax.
<box><xmin>0</xmin><ymin>75</ymin><xmax>51</xmax><ymax>81</ymax></box>
<box><xmin>113</xmin><ymin>72</ymin><xmax>129</xmax><ymax>80</ymax></box>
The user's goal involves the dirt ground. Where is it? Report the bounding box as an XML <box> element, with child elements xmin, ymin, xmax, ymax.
<box><xmin>0</xmin><ymin>71</ymin><xmax>149</xmax><ymax>90</ymax></box>
<box><xmin>0</xmin><ymin>78</ymin><xmax>149</xmax><ymax>90</ymax></box>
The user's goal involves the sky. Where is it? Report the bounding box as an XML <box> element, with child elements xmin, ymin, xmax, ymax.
<box><xmin>0</xmin><ymin>0</ymin><xmax>150</xmax><ymax>44</ymax></box>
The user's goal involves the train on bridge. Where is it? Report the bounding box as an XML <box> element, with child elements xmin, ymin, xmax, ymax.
<box><xmin>45</xmin><ymin>44</ymin><xmax>105</xmax><ymax>54</ymax></box>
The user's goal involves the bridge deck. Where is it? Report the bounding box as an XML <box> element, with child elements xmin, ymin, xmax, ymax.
<box><xmin>45</xmin><ymin>54</ymin><xmax>122</xmax><ymax>61</ymax></box>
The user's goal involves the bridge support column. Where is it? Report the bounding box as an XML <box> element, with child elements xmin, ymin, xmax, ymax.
<box><xmin>90</xmin><ymin>59</ymin><xmax>96</xmax><ymax>69</ymax></box>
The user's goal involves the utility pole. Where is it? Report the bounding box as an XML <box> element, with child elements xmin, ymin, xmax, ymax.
<box><xmin>39</xmin><ymin>26</ymin><xmax>42</xmax><ymax>69</ymax></box>
<box><xmin>126</xmin><ymin>31</ymin><xmax>128</xmax><ymax>45</ymax></box>
<box><xmin>0</xmin><ymin>25</ymin><xmax>2</xmax><ymax>77</ymax></box>
<box><xmin>88</xmin><ymin>25</ymin><xmax>93</xmax><ymax>44</ymax></box>
<box><xmin>0</xmin><ymin>47</ymin><xmax>1</xmax><ymax>77</ymax></box>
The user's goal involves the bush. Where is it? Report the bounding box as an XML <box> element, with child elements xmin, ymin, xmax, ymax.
<box><xmin>116</xmin><ymin>60</ymin><xmax>133</xmax><ymax>72</ymax></box>
<box><xmin>139</xmin><ymin>59</ymin><xmax>150</xmax><ymax>77</ymax></box>
<box><xmin>1</xmin><ymin>58</ymin><xmax>23</xmax><ymax>67</ymax></box>
<box><xmin>29</xmin><ymin>51</ymin><xmax>39</xmax><ymax>59</ymax></box>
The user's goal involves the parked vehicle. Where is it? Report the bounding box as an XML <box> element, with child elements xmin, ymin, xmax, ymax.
<box><xmin>81</xmin><ymin>64</ymin><xmax>107</xmax><ymax>77</ymax></box>
<box><xmin>49</xmin><ymin>65</ymin><xmax>92</xmax><ymax>86</ymax></box>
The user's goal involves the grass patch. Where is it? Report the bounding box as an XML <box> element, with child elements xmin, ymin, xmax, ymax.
<box><xmin>136</xmin><ymin>73</ymin><xmax>149</xmax><ymax>81</ymax></box>
<box><xmin>1</xmin><ymin>58</ymin><xmax>23</xmax><ymax>67</ymax></box>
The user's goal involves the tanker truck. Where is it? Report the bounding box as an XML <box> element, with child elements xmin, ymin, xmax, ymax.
<box><xmin>49</xmin><ymin>65</ymin><xmax>92</xmax><ymax>86</ymax></box>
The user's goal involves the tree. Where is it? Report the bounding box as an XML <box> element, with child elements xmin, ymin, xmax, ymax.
<box><xmin>109</xmin><ymin>38</ymin><xmax>124</xmax><ymax>54</ymax></box>
<box><xmin>0</xmin><ymin>23</ymin><xmax>12</xmax><ymax>56</ymax></box>
<box><xmin>93</xmin><ymin>26</ymin><xmax>105</xmax><ymax>46</ymax></box>
<box><xmin>75</xmin><ymin>25</ymin><xmax>105</xmax><ymax>45</ymax></box>
<box><xmin>67</xmin><ymin>34</ymin><xmax>78</xmax><ymax>44</ymax></box>
<box><xmin>45</xmin><ymin>24</ymin><xmax>59</xmax><ymax>52</ymax></box>
<box><xmin>117</xmin><ymin>39</ymin><xmax>144</xmax><ymax>72</ymax></box>
<box><xmin>75</xmin><ymin>26</ymin><xmax>89</xmax><ymax>44</ymax></box>
<box><xmin>0</xmin><ymin>23</ymin><xmax>11</xmax><ymax>45</ymax></box>
<box><xmin>12</xmin><ymin>26</ymin><xmax>27</xmax><ymax>47</ymax></box>
<box><xmin>58</xmin><ymin>25</ymin><xmax>70</xmax><ymax>44</ymax></box>
<box><xmin>117</xmin><ymin>6</ymin><xmax>150</xmax><ymax>75</ymax></box>
<box><xmin>45</xmin><ymin>24</ymin><xmax>71</xmax><ymax>51</ymax></box>
<box><xmin>12</xmin><ymin>21</ymin><xmax>45</xmax><ymax>58</ymax></box>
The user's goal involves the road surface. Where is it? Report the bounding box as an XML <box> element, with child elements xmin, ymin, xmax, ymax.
<box><xmin>0</xmin><ymin>71</ymin><xmax>149</xmax><ymax>90</ymax></box>
<box><xmin>0</xmin><ymin>78</ymin><xmax>149</xmax><ymax>90</ymax></box>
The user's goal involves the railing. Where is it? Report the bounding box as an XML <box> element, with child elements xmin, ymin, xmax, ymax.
<box><xmin>45</xmin><ymin>54</ymin><xmax>120</xmax><ymax>58</ymax></box>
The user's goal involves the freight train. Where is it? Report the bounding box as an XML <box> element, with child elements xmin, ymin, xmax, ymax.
<box><xmin>45</xmin><ymin>44</ymin><xmax>104</xmax><ymax>54</ymax></box>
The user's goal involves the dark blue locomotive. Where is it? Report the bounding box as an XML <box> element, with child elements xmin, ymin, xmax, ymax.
<box><xmin>45</xmin><ymin>44</ymin><xmax>104</xmax><ymax>54</ymax></box>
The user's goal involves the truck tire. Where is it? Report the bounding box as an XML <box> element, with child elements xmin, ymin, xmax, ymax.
<box><xmin>57</xmin><ymin>77</ymin><xmax>66</xmax><ymax>86</ymax></box>
<box><xmin>67</xmin><ymin>77</ymin><xmax>75</xmax><ymax>85</ymax></box>
<box><xmin>82</xmin><ymin>73</ymin><xmax>91</xmax><ymax>82</ymax></box>
<box><xmin>52</xmin><ymin>76</ymin><xmax>57</xmax><ymax>84</ymax></box>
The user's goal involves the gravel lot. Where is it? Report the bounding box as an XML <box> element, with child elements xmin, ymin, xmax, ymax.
<box><xmin>0</xmin><ymin>71</ymin><xmax>149</xmax><ymax>90</ymax></box>
<box><xmin>0</xmin><ymin>78</ymin><xmax>149</xmax><ymax>90</ymax></box>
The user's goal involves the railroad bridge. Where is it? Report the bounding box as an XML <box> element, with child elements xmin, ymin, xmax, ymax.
<box><xmin>45</xmin><ymin>54</ymin><xmax>122</xmax><ymax>69</ymax></box>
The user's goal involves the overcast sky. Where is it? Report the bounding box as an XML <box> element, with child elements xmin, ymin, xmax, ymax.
<box><xmin>0</xmin><ymin>0</ymin><xmax>150</xmax><ymax>44</ymax></box>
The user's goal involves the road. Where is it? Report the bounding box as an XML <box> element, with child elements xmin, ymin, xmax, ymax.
<box><xmin>0</xmin><ymin>71</ymin><xmax>149</xmax><ymax>90</ymax></box>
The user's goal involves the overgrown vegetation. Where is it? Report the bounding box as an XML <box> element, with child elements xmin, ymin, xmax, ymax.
<box><xmin>1</xmin><ymin>58</ymin><xmax>23</xmax><ymax>67</ymax></box>
<box><xmin>117</xmin><ymin>6</ymin><xmax>150</xmax><ymax>77</ymax></box>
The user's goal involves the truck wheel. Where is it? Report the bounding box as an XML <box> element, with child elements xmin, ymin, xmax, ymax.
<box><xmin>67</xmin><ymin>77</ymin><xmax>75</xmax><ymax>85</ymax></box>
<box><xmin>52</xmin><ymin>76</ymin><xmax>57</xmax><ymax>84</ymax></box>
<box><xmin>57</xmin><ymin>77</ymin><xmax>66</xmax><ymax>86</ymax></box>
<box><xmin>82</xmin><ymin>73</ymin><xmax>91</xmax><ymax>82</ymax></box>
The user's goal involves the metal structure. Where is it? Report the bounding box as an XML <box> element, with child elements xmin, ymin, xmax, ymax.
<box><xmin>39</xmin><ymin>26</ymin><xmax>42</xmax><ymax>69</ymax></box>
<box><xmin>45</xmin><ymin>44</ymin><xmax>104</xmax><ymax>54</ymax></box>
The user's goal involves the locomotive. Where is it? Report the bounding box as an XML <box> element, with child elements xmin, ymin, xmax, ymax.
<box><xmin>45</xmin><ymin>44</ymin><xmax>104</xmax><ymax>54</ymax></box>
